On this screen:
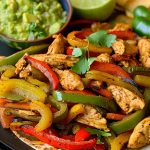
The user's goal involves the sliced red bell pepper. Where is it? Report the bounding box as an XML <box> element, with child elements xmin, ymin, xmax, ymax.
<box><xmin>0</xmin><ymin>108</ymin><xmax>13</xmax><ymax>128</ymax></box>
<box><xmin>90</xmin><ymin>61</ymin><xmax>131</xmax><ymax>79</ymax></box>
<box><xmin>106</xmin><ymin>113</ymin><xmax>126</xmax><ymax>121</ymax></box>
<box><xmin>98</xmin><ymin>88</ymin><xmax>113</xmax><ymax>100</ymax></box>
<box><xmin>111</xmin><ymin>54</ymin><xmax>131</xmax><ymax>62</ymax></box>
<box><xmin>109</xmin><ymin>30</ymin><xmax>136</xmax><ymax>40</ymax></box>
<box><xmin>94</xmin><ymin>144</ymin><xmax>105</xmax><ymax>150</ymax></box>
<box><xmin>20</xmin><ymin>125</ymin><xmax>96</xmax><ymax>150</ymax></box>
<box><xmin>75</xmin><ymin>128</ymin><xmax>91</xmax><ymax>142</ymax></box>
<box><xmin>25</xmin><ymin>56</ymin><xmax>59</xmax><ymax>90</ymax></box>
<box><xmin>75</xmin><ymin>29</ymin><xmax>93</xmax><ymax>39</ymax></box>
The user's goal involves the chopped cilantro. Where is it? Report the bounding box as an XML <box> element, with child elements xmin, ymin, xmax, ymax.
<box><xmin>87</xmin><ymin>30</ymin><xmax>116</xmax><ymax>48</ymax></box>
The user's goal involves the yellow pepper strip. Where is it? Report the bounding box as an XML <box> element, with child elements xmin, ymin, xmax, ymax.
<box><xmin>30</xmin><ymin>101</ymin><xmax>52</xmax><ymax>132</ymax></box>
<box><xmin>86</xmin><ymin>70</ymin><xmax>143</xmax><ymax>98</ymax></box>
<box><xmin>110</xmin><ymin>131</ymin><xmax>131</xmax><ymax>150</ymax></box>
<box><xmin>1</xmin><ymin>66</ymin><xmax>16</xmax><ymax>80</ymax></box>
<box><xmin>66</xmin><ymin>104</ymin><xmax>85</xmax><ymax>124</ymax></box>
<box><xmin>67</xmin><ymin>31</ymin><xmax>112</xmax><ymax>54</ymax></box>
<box><xmin>26</xmin><ymin>77</ymin><xmax>50</xmax><ymax>93</ymax></box>
<box><xmin>134</xmin><ymin>75</ymin><xmax>150</xmax><ymax>88</ymax></box>
<box><xmin>0</xmin><ymin>79</ymin><xmax>47</xmax><ymax>102</ymax></box>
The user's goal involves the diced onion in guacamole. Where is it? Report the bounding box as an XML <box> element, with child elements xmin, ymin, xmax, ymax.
<box><xmin>0</xmin><ymin>0</ymin><xmax>67</xmax><ymax>40</ymax></box>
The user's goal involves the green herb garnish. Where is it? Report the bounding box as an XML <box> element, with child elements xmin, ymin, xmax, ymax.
<box><xmin>86</xmin><ymin>127</ymin><xmax>111</xmax><ymax>144</ymax></box>
<box><xmin>87</xmin><ymin>30</ymin><xmax>116</xmax><ymax>48</ymax></box>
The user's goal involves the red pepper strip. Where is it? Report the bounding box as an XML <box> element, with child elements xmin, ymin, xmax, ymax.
<box><xmin>64</xmin><ymin>90</ymin><xmax>96</xmax><ymax>96</ymax></box>
<box><xmin>66</xmin><ymin>47</ymin><xmax>100</xmax><ymax>57</ymax></box>
<box><xmin>75</xmin><ymin>128</ymin><xmax>91</xmax><ymax>142</ymax></box>
<box><xmin>0</xmin><ymin>98</ymin><xmax>8</xmax><ymax>106</ymax></box>
<box><xmin>75</xmin><ymin>29</ymin><xmax>93</xmax><ymax>39</ymax></box>
<box><xmin>0</xmin><ymin>108</ymin><xmax>13</xmax><ymax>128</ymax></box>
<box><xmin>94</xmin><ymin>144</ymin><xmax>105</xmax><ymax>150</ymax></box>
<box><xmin>109</xmin><ymin>30</ymin><xmax>136</xmax><ymax>40</ymax></box>
<box><xmin>25</xmin><ymin>56</ymin><xmax>59</xmax><ymax>90</ymax></box>
<box><xmin>20</xmin><ymin>125</ymin><xmax>96</xmax><ymax>150</ymax></box>
<box><xmin>106</xmin><ymin>113</ymin><xmax>126</xmax><ymax>121</ymax></box>
<box><xmin>90</xmin><ymin>61</ymin><xmax>131</xmax><ymax>79</ymax></box>
<box><xmin>111</xmin><ymin>54</ymin><xmax>131</xmax><ymax>62</ymax></box>
<box><xmin>98</xmin><ymin>88</ymin><xmax>113</xmax><ymax>100</ymax></box>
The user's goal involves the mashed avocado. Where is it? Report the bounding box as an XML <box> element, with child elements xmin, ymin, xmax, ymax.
<box><xmin>0</xmin><ymin>0</ymin><xmax>67</xmax><ymax>40</ymax></box>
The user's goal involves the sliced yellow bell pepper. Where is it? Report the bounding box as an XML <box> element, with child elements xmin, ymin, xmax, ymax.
<box><xmin>30</xmin><ymin>101</ymin><xmax>52</xmax><ymax>132</ymax></box>
<box><xmin>0</xmin><ymin>79</ymin><xmax>47</xmax><ymax>102</ymax></box>
<box><xmin>66</xmin><ymin>103</ymin><xmax>85</xmax><ymax>124</ymax></box>
<box><xmin>1</xmin><ymin>66</ymin><xmax>16</xmax><ymax>80</ymax></box>
<box><xmin>86</xmin><ymin>70</ymin><xmax>143</xmax><ymax>98</ymax></box>
<box><xmin>110</xmin><ymin>131</ymin><xmax>131</xmax><ymax>150</ymax></box>
<box><xmin>67</xmin><ymin>31</ymin><xmax>112</xmax><ymax>54</ymax></box>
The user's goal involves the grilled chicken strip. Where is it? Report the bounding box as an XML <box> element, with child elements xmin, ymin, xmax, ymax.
<box><xmin>138</xmin><ymin>38</ymin><xmax>150</xmax><ymax>68</ymax></box>
<box><xmin>128</xmin><ymin>117</ymin><xmax>150</xmax><ymax>148</ymax></box>
<box><xmin>76</xmin><ymin>105</ymin><xmax>109</xmax><ymax>131</ymax></box>
<box><xmin>108</xmin><ymin>85</ymin><xmax>145</xmax><ymax>114</ymax></box>
<box><xmin>54</xmin><ymin>69</ymin><xmax>84</xmax><ymax>91</ymax></box>
<box><xmin>47</xmin><ymin>34</ymin><xmax>67</xmax><ymax>54</ymax></box>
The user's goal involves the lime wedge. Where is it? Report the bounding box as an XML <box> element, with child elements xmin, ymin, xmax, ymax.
<box><xmin>71</xmin><ymin>0</ymin><xmax>116</xmax><ymax>21</ymax></box>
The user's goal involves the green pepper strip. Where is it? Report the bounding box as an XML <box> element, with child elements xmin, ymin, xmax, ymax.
<box><xmin>47</xmin><ymin>96</ymin><xmax>68</xmax><ymax>123</ymax></box>
<box><xmin>52</xmin><ymin>91</ymin><xmax>118</xmax><ymax>112</ymax></box>
<box><xmin>85</xmin><ymin>70</ymin><xmax>143</xmax><ymax>98</ymax></box>
<box><xmin>110</xmin><ymin>88</ymin><xmax>150</xmax><ymax>134</ymax></box>
<box><xmin>123</xmin><ymin>66</ymin><xmax>150</xmax><ymax>76</ymax></box>
<box><xmin>134</xmin><ymin>75</ymin><xmax>150</xmax><ymax>88</ymax></box>
<box><xmin>5</xmin><ymin>108</ymin><xmax>40</xmax><ymax>122</ymax></box>
<box><xmin>0</xmin><ymin>79</ymin><xmax>46</xmax><ymax>102</ymax></box>
<box><xmin>132</xmin><ymin>6</ymin><xmax>150</xmax><ymax>38</ymax></box>
<box><xmin>0</xmin><ymin>44</ymin><xmax>48</xmax><ymax>66</ymax></box>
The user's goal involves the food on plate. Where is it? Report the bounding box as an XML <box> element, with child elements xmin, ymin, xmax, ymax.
<box><xmin>0</xmin><ymin>0</ymin><xmax>67</xmax><ymax>40</ymax></box>
<box><xmin>0</xmin><ymin>10</ymin><xmax>150</xmax><ymax>150</ymax></box>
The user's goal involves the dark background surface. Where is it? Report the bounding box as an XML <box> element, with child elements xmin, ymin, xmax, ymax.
<box><xmin>0</xmin><ymin>42</ymin><xmax>32</xmax><ymax>150</ymax></box>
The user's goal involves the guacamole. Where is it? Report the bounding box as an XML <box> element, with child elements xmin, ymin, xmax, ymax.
<box><xmin>0</xmin><ymin>0</ymin><xmax>67</xmax><ymax>40</ymax></box>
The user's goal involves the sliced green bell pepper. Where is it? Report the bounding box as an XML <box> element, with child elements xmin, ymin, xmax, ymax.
<box><xmin>133</xmin><ymin>6</ymin><xmax>150</xmax><ymax>18</ymax></box>
<box><xmin>134</xmin><ymin>75</ymin><xmax>150</xmax><ymax>88</ymax></box>
<box><xmin>52</xmin><ymin>90</ymin><xmax>118</xmax><ymax>112</ymax></box>
<box><xmin>0</xmin><ymin>44</ymin><xmax>48</xmax><ymax>66</ymax></box>
<box><xmin>132</xmin><ymin>6</ymin><xmax>150</xmax><ymax>38</ymax></box>
<box><xmin>123</xmin><ymin>66</ymin><xmax>150</xmax><ymax>75</ymax></box>
<box><xmin>110</xmin><ymin>88</ymin><xmax>150</xmax><ymax>134</ymax></box>
<box><xmin>47</xmin><ymin>96</ymin><xmax>68</xmax><ymax>123</ymax></box>
<box><xmin>86</xmin><ymin>70</ymin><xmax>143</xmax><ymax>98</ymax></box>
<box><xmin>0</xmin><ymin>79</ymin><xmax>47</xmax><ymax>102</ymax></box>
<box><xmin>5</xmin><ymin>108</ymin><xmax>40</xmax><ymax>122</ymax></box>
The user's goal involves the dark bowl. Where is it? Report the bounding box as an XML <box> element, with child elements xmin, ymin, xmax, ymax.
<box><xmin>0</xmin><ymin>0</ymin><xmax>72</xmax><ymax>50</ymax></box>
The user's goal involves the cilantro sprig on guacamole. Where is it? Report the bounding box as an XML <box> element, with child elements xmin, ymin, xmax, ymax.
<box><xmin>0</xmin><ymin>0</ymin><xmax>67</xmax><ymax>40</ymax></box>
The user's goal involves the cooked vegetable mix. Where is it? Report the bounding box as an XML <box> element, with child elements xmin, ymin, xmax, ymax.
<box><xmin>0</xmin><ymin>6</ymin><xmax>150</xmax><ymax>150</ymax></box>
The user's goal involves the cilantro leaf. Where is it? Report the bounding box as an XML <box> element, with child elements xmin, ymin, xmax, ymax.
<box><xmin>87</xmin><ymin>30</ymin><xmax>116</xmax><ymax>48</ymax></box>
<box><xmin>71</xmin><ymin>48</ymin><xmax>95</xmax><ymax>75</ymax></box>
<box><xmin>86</xmin><ymin>128</ymin><xmax>111</xmax><ymax>137</ymax></box>
<box><xmin>71</xmin><ymin>56</ymin><xmax>89</xmax><ymax>75</ymax></box>
<box><xmin>86</xmin><ymin>128</ymin><xmax>111</xmax><ymax>144</ymax></box>
<box><xmin>72</xmin><ymin>48</ymin><xmax>82</xmax><ymax>57</ymax></box>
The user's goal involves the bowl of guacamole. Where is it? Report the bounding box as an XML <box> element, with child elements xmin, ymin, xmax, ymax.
<box><xmin>0</xmin><ymin>0</ymin><xmax>72</xmax><ymax>49</ymax></box>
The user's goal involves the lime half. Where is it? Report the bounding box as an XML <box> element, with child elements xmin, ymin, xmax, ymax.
<box><xmin>71</xmin><ymin>0</ymin><xmax>116</xmax><ymax>21</ymax></box>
